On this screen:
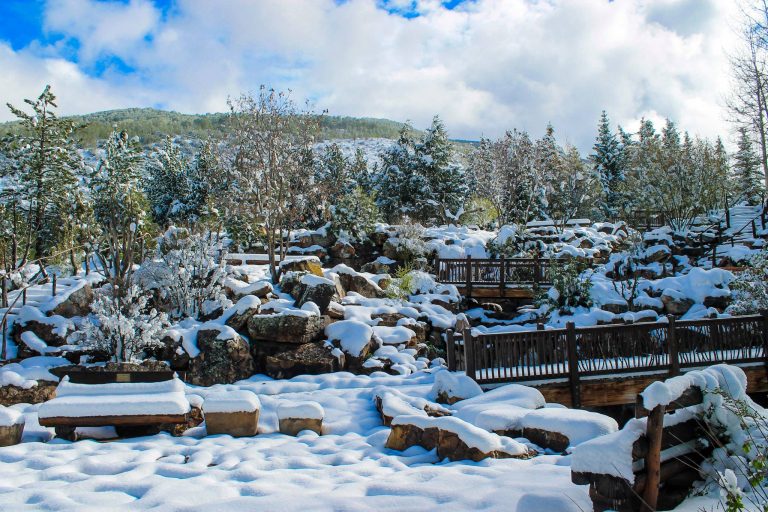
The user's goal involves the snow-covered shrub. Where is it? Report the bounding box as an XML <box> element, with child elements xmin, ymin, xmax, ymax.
<box><xmin>385</xmin><ymin>266</ymin><xmax>437</xmax><ymax>301</ymax></box>
<box><xmin>134</xmin><ymin>228</ymin><xmax>231</xmax><ymax>320</ymax></box>
<box><xmin>73</xmin><ymin>284</ymin><xmax>169</xmax><ymax>362</ymax></box>
<box><xmin>695</xmin><ymin>389</ymin><xmax>768</xmax><ymax>511</ymax></box>
<box><xmin>391</xmin><ymin>224</ymin><xmax>430</xmax><ymax>264</ymax></box>
<box><xmin>330</xmin><ymin>187</ymin><xmax>380</xmax><ymax>243</ymax></box>
<box><xmin>538</xmin><ymin>260</ymin><xmax>593</xmax><ymax>314</ymax></box>
<box><xmin>486</xmin><ymin>224</ymin><xmax>528</xmax><ymax>257</ymax></box>
<box><xmin>728</xmin><ymin>249</ymin><xmax>768</xmax><ymax>315</ymax></box>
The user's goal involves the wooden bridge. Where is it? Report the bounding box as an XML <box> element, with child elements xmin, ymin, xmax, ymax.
<box><xmin>445</xmin><ymin>313</ymin><xmax>768</xmax><ymax>408</ymax></box>
<box><xmin>435</xmin><ymin>256</ymin><xmax>562</xmax><ymax>299</ymax></box>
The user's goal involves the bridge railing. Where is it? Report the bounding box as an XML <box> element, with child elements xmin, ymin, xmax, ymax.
<box><xmin>446</xmin><ymin>313</ymin><xmax>768</xmax><ymax>407</ymax></box>
<box><xmin>435</xmin><ymin>256</ymin><xmax>555</xmax><ymax>289</ymax></box>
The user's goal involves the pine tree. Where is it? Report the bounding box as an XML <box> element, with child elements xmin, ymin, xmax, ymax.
<box><xmin>376</xmin><ymin>123</ymin><xmax>427</xmax><ymax>222</ymax></box>
<box><xmin>145</xmin><ymin>137</ymin><xmax>190</xmax><ymax>226</ymax></box>
<box><xmin>591</xmin><ymin>111</ymin><xmax>625</xmax><ymax>219</ymax></box>
<box><xmin>732</xmin><ymin>127</ymin><xmax>765</xmax><ymax>204</ymax></box>
<box><xmin>1</xmin><ymin>85</ymin><xmax>82</xmax><ymax>266</ymax></box>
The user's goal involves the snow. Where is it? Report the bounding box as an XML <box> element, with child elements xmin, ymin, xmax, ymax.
<box><xmin>641</xmin><ymin>364</ymin><xmax>748</xmax><ymax>410</ymax></box>
<box><xmin>277</xmin><ymin>401</ymin><xmax>324</xmax><ymax>420</ymax></box>
<box><xmin>204</xmin><ymin>391</ymin><xmax>261</xmax><ymax>414</ymax></box>
<box><xmin>520</xmin><ymin>408</ymin><xmax>619</xmax><ymax>447</ymax></box>
<box><xmin>325</xmin><ymin>320</ymin><xmax>374</xmax><ymax>357</ymax></box>
<box><xmin>570</xmin><ymin>418</ymin><xmax>646</xmax><ymax>481</ymax></box>
<box><xmin>373</xmin><ymin>325</ymin><xmax>416</xmax><ymax>345</ymax></box>
<box><xmin>0</xmin><ymin>356</ymin><xmax>69</xmax><ymax>388</ymax></box>
<box><xmin>0</xmin><ymin>404</ymin><xmax>24</xmax><ymax>426</ymax></box>
<box><xmin>38</xmin><ymin>377</ymin><xmax>191</xmax><ymax>419</ymax></box>
<box><xmin>300</xmin><ymin>274</ymin><xmax>335</xmax><ymax>287</ymax></box>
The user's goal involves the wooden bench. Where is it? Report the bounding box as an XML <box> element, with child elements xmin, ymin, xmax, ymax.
<box><xmin>38</xmin><ymin>376</ymin><xmax>191</xmax><ymax>441</ymax></box>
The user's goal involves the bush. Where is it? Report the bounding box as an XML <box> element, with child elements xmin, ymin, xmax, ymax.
<box><xmin>537</xmin><ymin>259</ymin><xmax>593</xmax><ymax>314</ymax></box>
<box><xmin>330</xmin><ymin>187</ymin><xmax>380</xmax><ymax>243</ymax></box>
<box><xmin>390</xmin><ymin>224</ymin><xmax>430</xmax><ymax>264</ymax></box>
<box><xmin>728</xmin><ymin>249</ymin><xmax>768</xmax><ymax>315</ymax></box>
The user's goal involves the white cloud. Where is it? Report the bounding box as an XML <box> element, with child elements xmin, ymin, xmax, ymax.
<box><xmin>0</xmin><ymin>0</ymin><xmax>742</xmax><ymax>150</ymax></box>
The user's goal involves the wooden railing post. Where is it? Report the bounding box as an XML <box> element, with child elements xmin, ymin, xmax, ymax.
<box><xmin>761</xmin><ymin>310</ymin><xmax>768</xmax><ymax>362</ymax></box>
<box><xmin>465</xmin><ymin>255</ymin><xmax>472</xmax><ymax>298</ymax></box>
<box><xmin>642</xmin><ymin>404</ymin><xmax>665</xmax><ymax>512</ymax></box>
<box><xmin>566</xmin><ymin>322</ymin><xmax>581</xmax><ymax>408</ymax></box>
<box><xmin>52</xmin><ymin>273</ymin><xmax>57</xmax><ymax>297</ymax></box>
<box><xmin>22</xmin><ymin>288</ymin><xmax>26</xmax><ymax>306</ymax></box>
<box><xmin>533</xmin><ymin>252</ymin><xmax>541</xmax><ymax>287</ymax></box>
<box><xmin>463</xmin><ymin>328</ymin><xmax>476</xmax><ymax>380</ymax></box>
<box><xmin>753</xmin><ymin>219</ymin><xmax>758</xmax><ymax>239</ymax></box>
<box><xmin>1</xmin><ymin>278</ymin><xmax>6</xmax><ymax>309</ymax></box>
<box><xmin>434</xmin><ymin>256</ymin><xmax>441</xmax><ymax>281</ymax></box>
<box><xmin>499</xmin><ymin>255</ymin><xmax>505</xmax><ymax>293</ymax></box>
<box><xmin>668</xmin><ymin>315</ymin><xmax>679</xmax><ymax>377</ymax></box>
<box><xmin>446</xmin><ymin>329</ymin><xmax>456</xmax><ymax>371</ymax></box>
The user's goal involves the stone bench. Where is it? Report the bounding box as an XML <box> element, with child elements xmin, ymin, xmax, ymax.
<box><xmin>0</xmin><ymin>405</ymin><xmax>25</xmax><ymax>446</ymax></box>
<box><xmin>277</xmin><ymin>401</ymin><xmax>324</xmax><ymax>435</ymax></box>
<box><xmin>38</xmin><ymin>376</ymin><xmax>190</xmax><ymax>440</ymax></box>
<box><xmin>203</xmin><ymin>390</ymin><xmax>261</xmax><ymax>437</ymax></box>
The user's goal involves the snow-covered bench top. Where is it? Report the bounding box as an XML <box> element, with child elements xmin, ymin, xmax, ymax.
<box><xmin>277</xmin><ymin>401</ymin><xmax>324</xmax><ymax>420</ymax></box>
<box><xmin>38</xmin><ymin>377</ymin><xmax>191</xmax><ymax>423</ymax></box>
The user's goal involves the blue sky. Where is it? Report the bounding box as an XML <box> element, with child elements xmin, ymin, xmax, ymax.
<box><xmin>0</xmin><ymin>0</ymin><xmax>740</xmax><ymax>150</ymax></box>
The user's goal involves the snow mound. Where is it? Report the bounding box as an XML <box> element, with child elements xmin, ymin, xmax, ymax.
<box><xmin>204</xmin><ymin>390</ymin><xmax>261</xmax><ymax>414</ymax></box>
<box><xmin>520</xmin><ymin>408</ymin><xmax>619</xmax><ymax>447</ymax></box>
<box><xmin>0</xmin><ymin>404</ymin><xmax>24</xmax><ymax>426</ymax></box>
<box><xmin>325</xmin><ymin>320</ymin><xmax>375</xmax><ymax>357</ymax></box>
<box><xmin>278</xmin><ymin>401</ymin><xmax>324</xmax><ymax>420</ymax></box>
<box><xmin>428</xmin><ymin>370</ymin><xmax>483</xmax><ymax>403</ymax></box>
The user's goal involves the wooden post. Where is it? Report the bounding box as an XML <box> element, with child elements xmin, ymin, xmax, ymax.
<box><xmin>533</xmin><ymin>252</ymin><xmax>541</xmax><ymax>287</ymax></box>
<box><xmin>753</xmin><ymin>220</ymin><xmax>758</xmax><ymax>239</ymax></box>
<box><xmin>642</xmin><ymin>404</ymin><xmax>665</xmax><ymax>511</ymax></box>
<box><xmin>446</xmin><ymin>329</ymin><xmax>456</xmax><ymax>371</ymax></box>
<box><xmin>463</xmin><ymin>328</ymin><xmax>476</xmax><ymax>380</ymax></box>
<box><xmin>725</xmin><ymin>197</ymin><xmax>731</xmax><ymax>229</ymax></box>
<box><xmin>711</xmin><ymin>242</ymin><xmax>717</xmax><ymax>268</ymax></box>
<box><xmin>434</xmin><ymin>256</ymin><xmax>441</xmax><ymax>281</ymax></box>
<box><xmin>52</xmin><ymin>274</ymin><xmax>57</xmax><ymax>297</ymax></box>
<box><xmin>499</xmin><ymin>255</ymin><xmax>506</xmax><ymax>293</ymax></box>
<box><xmin>668</xmin><ymin>315</ymin><xmax>679</xmax><ymax>377</ymax></box>
<box><xmin>465</xmin><ymin>255</ymin><xmax>472</xmax><ymax>299</ymax></box>
<box><xmin>1</xmin><ymin>278</ymin><xmax>6</xmax><ymax>309</ymax></box>
<box><xmin>761</xmin><ymin>310</ymin><xmax>768</xmax><ymax>363</ymax></box>
<box><xmin>22</xmin><ymin>288</ymin><xmax>26</xmax><ymax>306</ymax></box>
<box><xmin>566</xmin><ymin>322</ymin><xmax>581</xmax><ymax>409</ymax></box>
<box><xmin>1</xmin><ymin>316</ymin><xmax>6</xmax><ymax>360</ymax></box>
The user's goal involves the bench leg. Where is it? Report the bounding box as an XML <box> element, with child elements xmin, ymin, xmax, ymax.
<box><xmin>115</xmin><ymin>425</ymin><xmax>161</xmax><ymax>438</ymax></box>
<box><xmin>54</xmin><ymin>426</ymin><xmax>78</xmax><ymax>441</ymax></box>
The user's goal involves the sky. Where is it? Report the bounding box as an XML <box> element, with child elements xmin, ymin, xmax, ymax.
<box><xmin>0</xmin><ymin>0</ymin><xmax>743</xmax><ymax>151</ymax></box>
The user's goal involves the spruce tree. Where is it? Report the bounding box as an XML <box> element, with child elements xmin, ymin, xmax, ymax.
<box><xmin>591</xmin><ymin>111</ymin><xmax>625</xmax><ymax>219</ymax></box>
<box><xmin>376</xmin><ymin>123</ymin><xmax>426</xmax><ymax>222</ymax></box>
<box><xmin>145</xmin><ymin>137</ymin><xmax>190</xmax><ymax>226</ymax></box>
<box><xmin>2</xmin><ymin>85</ymin><xmax>82</xmax><ymax>265</ymax></box>
<box><xmin>733</xmin><ymin>127</ymin><xmax>765</xmax><ymax>204</ymax></box>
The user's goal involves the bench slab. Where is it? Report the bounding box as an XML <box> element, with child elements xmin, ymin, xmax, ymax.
<box><xmin>39</xmin><ymin>414</ymin><xmax>188</xmax><ymax>428</ymax></box>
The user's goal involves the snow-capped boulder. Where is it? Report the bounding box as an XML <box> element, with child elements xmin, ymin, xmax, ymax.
<box><xmin>187</xmin><ymin>327</ymin><xmax>254</xmax><ymax>387</ymax></box>
<box><xmin>223</xmin><ymin>296</ymin><xmax>262</xmax><ymax>332</ymax></box>
<box><xmin>278</xmin><ymin>257</ymin><xmax>324</xmax><ymax>278</ymax></box>
<box><xmin>13</xmin><ymin>306</ymin><xmax>75</xmax><ymax>354</ymax></box>
<box><xmin>325</xmin><ymin>320</ymin><xmax>377</xmax><ymax>361</ymax></box>
<box><xmin>329</xmin><ymin>241</ymin><xmax>356</xmax><ymax>259</ymax></box>
<box><xmin>520</xmin><ymin>408</ymin><xmax>619</xmax><ymax>452</ymax></box>
<box><xmin>264</xmin><ymin>342</ymin><xmax>340</xmax><ymax>379</ymax></box>
<box><xmin>203</xmin><ymin>390</ymin><xmax>261</xmax><ymax>437</ymax></box>
<box><xmin>429</xmin><ymin>370</ymin><xmax>483</xmax><ymax>405</ymax></box>
<box><xmin>49</xmin><ymin>284</ymin><xmax>95</xmax><ymax>318</ymax></box>
<box><xmin>247</xmin><ymin>313</ymin><xmax>329</xmax><ymax>345</ymax></box>
<box><xmin>660</xmin><ymin>289</ymin><xmax>695</xmax><ymax>316</ymax></box>
<box><xmin>334</xmin><ymin>266</ymin><xmax>387</xmax><ymax>299</ymax></box>
<box><xmin>294</xmin><ymin>274</ymin><xmax>342</xmax><ymax>314</ymax></box>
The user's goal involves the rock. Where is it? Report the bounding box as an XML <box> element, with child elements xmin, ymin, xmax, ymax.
<box><xmin>247</xmin><ymin>314</ymin><xmax>329</xmax><ymax>344</ymax></box>
<box><xmin>361</xmin><ymin>258</ymin><xmax>393</xmax><ymax>274</ymax></box>
<box><xmin>336</xmin><ymin>271</ymin><xmax>386</xmax><ymax>299</ymax></box>
<box><xmin>430</xmin><ymin>370</ymin><xmax>483</xmax><ymax>405</ymax></box>
<box><xmin>294</xmin><ymin>275</ymin><xmax>342</xmax><ymax>314</ymax></box>
<box><xmin>161</xmin><ymin>404</ymin><xmax>204</xmax><ymax>437</ymax></box>
<box><xmin>264</xmin><ymin>342</ymin><xmax>340</xmax><ymax>379</ymax></box>
<box><xmin>12</xmin><ymin>309</ymin><xmax>74</xmax><ymax>349</ymax></box>
<box><xmin>371</xmin><ymin>312</ymin><xmax>409</xmax><ymax>326</ymax></box>
<box><xmin>600</xmin><ymin>301</ymin><xmax>629</xmax><ymax>314</ymax></box>
<box><xmin>644</xmin><ymin>245</ymin><xmax>671</xmax><ymax>264</ymax></box>
<box><xmin>661</xmin><ymin>290</ymin><xmax>695</xmax><ymax>316</ymax></box>
<box><xmin>330</xmin><ymin>241</ymin><xmax>356</xmax><ymax>259</ymax></box>
<box><xmin>0</xmin><ymin>381</ymin><xmax>57</xmax><ymax>406</ymax></box>
<box><xmin>311</xmin><ymin>232</ymin><xmax>336</xmax><ymax>248</ymax></box>
<box><xmin>187</xmin><ymin>328</ymin><xmax>254</xmax><ymax>387</ymax></box>
<box><xmin>224</xmin><ymin>298</ymin><xmax>262</xmax><ymax>332</ymax></box>
<box><xmin>279</xmin><ymin>271</ymin><xmax>307</xmax><ymax>297</ymax></box>
<box><xmin>278</xmin><ymin>258</ymin><xmax>323</xmax><ymax>278</ymax></box>
<box><xmin>481</xmin><ymin>302</ymin><xmax>503</xmax><ymax>313</ymax></box>
<box><xmin>277</xmin><ymin>401</ymin><xmax>324</xmax><ymax>435</ymax></box>
<box><xmin>703</xmin><ymin>293</ymin><xmax>731</xmax><ymax>310</ymax></box>
<box><xmin>522</xmin><ymin>427</ymin><xmax>571</xmax><ymax>452</ymax></box>
<box><xmin>50</xmin><ymin>284</ymin><xmax>94</xmax><ymax>317</ymax></box>
<box><xmin>327</xmin><ymin>301</ymin><xmax>345</xmax><ymax>320</ymax></box>
<box><xmin>224</xmin><ymin>278</ymin><xmax>273</xmax><ymax>299</ymax></box>
<box><xmin>204</xmin><ymin>391</ymin><xmax>261</xmax><ymax>437</ymax></box>
<box><xmin>0</xmin><ymin>423</ymin><xmax>24</xmax><ymax>447</ymax></box>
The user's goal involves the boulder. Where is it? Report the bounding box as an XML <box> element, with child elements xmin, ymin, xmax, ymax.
<box><xmin>224</xmin><ymin>297</ymin><xmax>262</xmax><ymax>333</ymax></box>
<box><xmin>248</xmin><ymin>313</ymin><xmax>328</xmax><ymax>344</ymax></box>
<box><xmin>361</xmin><ymin>258</ymin><xmax>394</xmax><ymax>274</ymax></box>
<box><xmin>0</xmin><ymin>381</ymin><xmax>57</xmax><ymax>406</ymax></box>
<box><xmin>643</xmin><ymin>245</ymin><xmax>671</xmax><ymax>264</ymax></box>
<box><xmin>703</xmin><ymin>293</ymin><xmax>731</xmax><ymax>310</ymax></box>
<box><xmin>279</xmin><ymin>258</ymin><xmax>324</xmax><ymax>277</ymax></box>
<box><xmin>279</xmin><ymin>271</ymin><xmax>307</xmax><ymax>297</ymax></box>
<box><xmin>50</xmin><ymin>284</ymin><xmax>94</xmax><ymax>317</ymax></box>
<box><xmin>330</xmin><ymin>241</ymin><xmax>356</xmax><ymax>259</ymax></box>
<box><xmin>337</xmin><ymin>271</ymin><xmax>386</xmax><ymax>299</ymax></box>
<box><xmin>264</xmin><ymin>342</ymin><xmax>340</xmax><ymax>379</ymax></box>
<box><xmin>294</xmin><ymin>275</ymin><xmax>342</xmax><ymax>314</ymax></box>
<box><xmin>661</xmin><ymin>290</ymin><xmax>695</xmax><ymax>316</ymax></box>
<box><xmin>13</xmin><ymin>308</ymin><xmax>74</xmax><ymax>349</ymax></box>
<box><xmin>600</xmin><ymin>300</ymin><xmax>629</xmax><ymax>314</ymax></box>
<box><xmin>429</xmin><ymin>370</ymin><xmax>483</xmax><ymax>405</ymax></box>
<box><xmin>187</xmin><ymin>328</ymin><xmax>254</xmax><ymax>387</ymax></box>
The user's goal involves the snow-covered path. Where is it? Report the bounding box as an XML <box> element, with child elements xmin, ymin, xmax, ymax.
<box><xmin>0</xmin><ymin>371</ymin><xmax>591</xmax><ymax>511</ymax></box>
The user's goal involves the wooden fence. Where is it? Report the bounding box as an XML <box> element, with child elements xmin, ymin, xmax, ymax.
<box><xmin>446</xmin><ymin>313</ymin><xmax>768</xmax><ymax>408</ymax></box>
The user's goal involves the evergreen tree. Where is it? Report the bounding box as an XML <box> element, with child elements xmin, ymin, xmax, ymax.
<box><xmin>591</xmin><ymin>111</ymin><xmax>625</xmax><ymax>219</ymax></box>
<box><xmin>733</xmin><ymin>127</ymin><xmax>765</xmax><ymax>204</ymax></box>
<box><xmin>1</xmin><ymin>85</ymin><xmax>82</xmax><ymax>266</ymax></box>
<box><xmin>376</xmin><ymin>123</ymin><xmax>427</xmax><ymax>222</ymax></box>
<box><xmin>145</xmin><ymin>137</ymin><xmax>190</xmax><ymax>226</ymax></box>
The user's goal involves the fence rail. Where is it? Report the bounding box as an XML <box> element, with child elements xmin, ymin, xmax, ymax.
<box><xmin>446</xmin><ymin>313</ymin><xmax>768</xmax><ymax>408</ymax></box>
<box><xmin>435</xmin><ymin>256</ymin><xmax>557</xmax><ymax>293</ymax></box>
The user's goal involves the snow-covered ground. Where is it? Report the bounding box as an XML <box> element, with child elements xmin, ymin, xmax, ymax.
<box><xmin>0</xmin><ymin>370</ymin><xmax>593</xmax><ymax>511</ymax></box>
